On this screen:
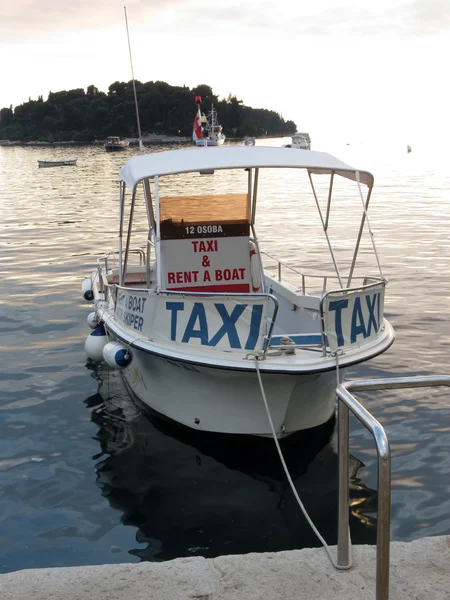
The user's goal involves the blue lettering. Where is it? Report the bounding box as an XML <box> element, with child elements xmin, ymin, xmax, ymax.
<box><xmin>377</xmin><ymin>292</ymin><xmax>381</xmax><ymax>327</ymax></box>
<box><xmin>244</xmin><ymin>304</ymin><xmax>264</xmax><ymax>350</ymax></box>
<box><xmin>182</xmin><ymin>303</ymin><xmax>209</xmax><ymax>345</ymax></box>
<box><xmin>329</xmin><ymin>299</ymin><xmax>348</xmax><ymax>347</ymax></box>
<box><xmin>350</xmin><ymin>297</ymin><xmax>367</xmax><ymax>343</ymax></box>
<box><xmin>166</xmin><ymin>302</ymin><xmax>184</xmax><ymax>341</ymax></box>
<box><xmin>365</xmin><ymin>293</ymin><xmax>379</xmax><ymax>335</ymax></box>
<box><xmin>209</xmin><ymin>303</ymin><xmax>247</xmax><ymax>348</ymax></box>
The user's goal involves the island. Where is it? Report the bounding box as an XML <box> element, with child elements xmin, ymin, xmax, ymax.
<box><xmin>0</xmin><ymin>82</ymin><xmax>297</xmax><ymax>144</ymax></box>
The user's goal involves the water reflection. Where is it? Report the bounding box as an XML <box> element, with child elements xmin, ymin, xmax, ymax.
<box><xmin>87</xmin><ymin>365</ymin><xmax>377</xmax><ymax>561</ymax></box>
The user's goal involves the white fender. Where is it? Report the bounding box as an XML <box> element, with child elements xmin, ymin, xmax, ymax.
<box><xmin>249</xmin><ymin>241</ymin><xmax>262</xmax><ymax>292</ymax></box>
<box><xmin>86</xmin><ymin>312</ymin><xmax>98</xmax><ymax>330</ymax></box>
<box><xmin>84</xmin><ymin>324</ymin><xmax>107</xmax><ymax>362</ymax></box>
<box><xmin>81</xmin><ymin>278</ymin><xmax>94</xmax><ymax>301</ymax></box>
<box><xmin>103</xmin><ymin>342</ymin><xmax>132</xmax><ymax>369</ymax></box>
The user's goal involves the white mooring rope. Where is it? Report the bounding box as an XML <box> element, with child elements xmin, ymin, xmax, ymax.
<box><xmin>254</xmin><ymin>356</ymin><xmax>352</xmax><ymax>570</ymax></box>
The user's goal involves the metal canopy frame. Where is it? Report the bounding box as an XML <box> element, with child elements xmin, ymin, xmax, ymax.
<box><xmin>118</xmin><ymin>165</ymin><xmax>382</xmax><ymax>292</ymax></box>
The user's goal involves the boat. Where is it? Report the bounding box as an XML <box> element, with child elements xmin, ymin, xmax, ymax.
<box><xmin>104</xmin><ymin>136</ymin><xmax>130</xmax><ymax>152</ymax></box>
<box><xmin>193</xmin><ymin>96</ymin><xmax>226</xmax><ymax>146</ymax></box>
<box><xmin>81</xmin><ymin>146</ymin><xmax>395</xmax><ymax>439</ymax></box>
<box><xmin>284</xmin><ymin>132</ymin><xmax>311</xmax><ymax>150</ymax></box>
<box><xmin>37</xmin><ymin>158</ymin><xmax>77</xmax><ymax>168</ymax></box>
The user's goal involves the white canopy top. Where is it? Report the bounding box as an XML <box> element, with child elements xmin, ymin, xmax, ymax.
<box><xmin>119</xmin><ymin>146</ymin><xmax>374</xmax><ymax>190</ymax></box>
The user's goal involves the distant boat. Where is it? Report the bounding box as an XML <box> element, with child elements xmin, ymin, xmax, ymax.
<box><xmin>104</xmin><ymin>136</ymin><xmax>130</xmax><ymax>152</ymax></box>
<box><xmin>193</xmin><ymin>96</ymin><xmax>226</xmax><ymax>147</ymax></box>
<box><xmin>283</xmin><ymin>132</ymin><xmax>311</xmax><ymax>150</ymax></box>
<box><xmin>37</xmin><ymin>158</ymin><xmax>78</xmax><ymax>168</ymax></box>
<box><xmin>407</xmin><ymin>145</ymin><xmax>412</xmax><ymax>153</ymax></box>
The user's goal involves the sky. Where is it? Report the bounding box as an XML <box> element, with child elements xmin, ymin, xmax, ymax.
<box><xmin>2</xmin><ymin>0</ymin><xmax>450</xmax><ymax>144</ymax></box>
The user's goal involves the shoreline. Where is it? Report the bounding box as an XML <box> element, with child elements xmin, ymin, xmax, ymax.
<box><xmin>0</xmin><ymin>138</ymin><xmax>192</xmax><ymax>147</ymax></box>
<box><xmin>0</xmin><ymin>134</ymin><xmax>290</xmax><ymax>148</ymax></box>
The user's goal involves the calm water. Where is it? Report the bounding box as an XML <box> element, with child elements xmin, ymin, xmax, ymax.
<box><xmin>0</xmin><ymin>139</ymin><xmax>449</xmax><ymax>573</ymax></box>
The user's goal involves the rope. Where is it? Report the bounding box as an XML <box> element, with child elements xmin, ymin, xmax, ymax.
<box><xmin>254</xmin><ymin>357</ymin><xmax>352</xmax><ymax>570</ymax></box>
<box><xmin>124</xmin><ymin>335</ymin><xmax>149</xmax><ymax>359</ymax></box>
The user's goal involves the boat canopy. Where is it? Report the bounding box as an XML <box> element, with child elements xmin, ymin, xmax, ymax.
<box><xmin>119</xmin><ymin>147</ymin><xmax>374</xmax><ymax>191</ymax></box>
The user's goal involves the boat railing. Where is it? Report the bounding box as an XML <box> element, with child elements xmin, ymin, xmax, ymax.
<box><xmin>261</xmin><ymin>251</ymin><xmax>379</xmax><ymax>295</ymax></box>
<box><xmin>97</xmin><ymin>248</ymin><xmax>146</xmax><ymax>273</ymax></box>
<box><xmin>336</xmin><ymin>375</ymin><xmax>450</xmax><ymax>600</ymax></box>
<box><xmin>98</xmin><ymin>243</ymin><xmax>155</xmax><ymax>289</ymax></box>
<box><xmin>113</xmin><ymin>286</ymin><xmax>279</xmax><ymax>357</ymax></box>
<box><xmin>319</xmin><ymin>279</ymin><xmax>387</xmax><ymax>357</ymax></box>
<box><xmin>156</xmin><ymin>288</ymin><xmax>279</xmax><ymax>357</ymax></box>
<box><xmin>97</xmin><ymin>248</ymin><xmax>147</xmax><ymax>299</ymax></box>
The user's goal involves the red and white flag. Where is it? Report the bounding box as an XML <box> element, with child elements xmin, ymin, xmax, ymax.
<box><xmin>193</xmin><ymin>107</ymin><xmax>202</xmax><ymax>140</ymax></box>
<box><xmin>193</xmin><ymin>96</ymin><xmax>203</xmax><ymax>141</ymax></box>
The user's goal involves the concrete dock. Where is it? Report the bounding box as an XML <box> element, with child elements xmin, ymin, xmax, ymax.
<box><xmin>1</xmin><ymin>535</ymin><xmax>449</xmax><ymax>599</ymax></box>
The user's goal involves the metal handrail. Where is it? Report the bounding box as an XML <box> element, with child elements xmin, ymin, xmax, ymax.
<box><xmin>336</xmin><ymin>375</ymin><xmax>450</xmax><ymax>600</ymax></box>
<box><xmin>261</xmin><ymin>250</ymin><xmax>382</xmax><ymax>295</ymax></box>
<box><xmin>319</xmin><ymin>279</ymin><xmax>387</xmax><ymax>356</ymax></box>
<box><xmin>157</xmin><ymin>289</ymin><xmax>279</xmax><ymax>358</ymax></box>
<box><xmin>111</xmin><ymin>286</ymin><xmax>279</xmax><ymax>358</ymax></box>
<box><xmin>98</xmin><ymin>248</ymin><xmax>146</xmax><ymax>273</ymax></box>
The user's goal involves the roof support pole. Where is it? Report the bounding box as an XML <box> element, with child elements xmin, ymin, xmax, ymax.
<box><xmin>251</xmin><ymin>168</ymin><xmax>259</xmax><ymax>224</ymax></box>
<box><xmin>324</xmin><ymin>172</ymin><xmax>334</xmax><ymax>231</ymax></box>
<box><xmin>123</xmin><ymin>188</ymin><xmax>137</xmax><ymax>285</ymax></box>
<box><xmin>347</xmin><ymin>180</ymin><xmax>372</xmax><ymax>287</ymax></box>
<box><xmin>250</xmin><ymin>169</ymin><xmax>264</xmax><ymax>291</ymax></box>
<box><xmin>118</xmin><ymin>181</ymin><xmax>125</xmax><ymax>286</ymax></box>
<box><xmin>308</xmin><ymin>171</ymin><xmax>344</xmax><ymax>288</ymax></box>
<box><xmin>355</xmin><ymin>171</ymin><xmax>384</xmax><ymax>281</ymax></box>
<box><xmin>143</xmin><ymin>179</ymin><xmax>155</xmax><ymax>230</ymax></box>
<box><xmin>247</xmin><ymin>168</ymin><xmax>252</xmax><ymax>220</ymax></box>
<box><xmin>154</xmin><ymin>176</ymin><xmax>162</xmax><ymax>291</ymax></box>
<box><xmin>143</xmin><ymin>179</ymin><xmax>155</xmax><ymax>287</ymax></box>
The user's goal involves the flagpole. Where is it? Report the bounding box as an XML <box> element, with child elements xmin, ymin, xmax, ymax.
<box><xmin>124</xmin><ymin>6</ymin><xmax>143</xmax><ymax>152</ymax></box>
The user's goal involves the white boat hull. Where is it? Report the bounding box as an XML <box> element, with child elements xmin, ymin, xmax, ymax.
<box><xmin>104</xmin><ymin>144</ymin><xmax>129</xmax><ymax>152</ymax></box>
<box><xmin>108</xmin><ymin>333</ymin><xmax>338</xmax><ymax>438</ymax></box>
<box><xmin>37</xmin><ymin>159</ymin><xmax>77</xmax><ymax>167</ymax></box>
<box><xmin>195</xmin><ymin>137</ymin><xmax>226</xmax><ymax>147</ymax></box>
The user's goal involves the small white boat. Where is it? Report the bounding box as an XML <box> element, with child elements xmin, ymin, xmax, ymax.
<box><xmin>104</xmin><ymin>136</ymin><xmax>130</xmax><ymax>152</ymax></box>
<box><xmin>193</xmin><ymin>96</ymin><xmax>226</xmax><ymax>147</ymax></box>
<box><xmin>82</xmin><ymin>146</ymin><xmax>394</xmax><ymax>439</ymax></box>
<box><xmin>37</xmin><ymin>158</ymin><xmax>78</xmax><ymax>168</ymax></box>
<box><xmin>284</xmin><ymin>133</ymin><xmax>311</xmax><ymax>150</ymax></box>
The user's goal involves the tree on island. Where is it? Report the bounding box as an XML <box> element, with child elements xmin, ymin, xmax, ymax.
<box><xmin>0</xmin><ymin>81</ymin><xmax>297</xmax><ymax>142</ymax></box>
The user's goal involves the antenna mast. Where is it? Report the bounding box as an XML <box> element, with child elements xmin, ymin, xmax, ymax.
<box><xmin>124</xmin><ymin>6</ymin><xmax>143</xmax><ymax>151</ymax></box>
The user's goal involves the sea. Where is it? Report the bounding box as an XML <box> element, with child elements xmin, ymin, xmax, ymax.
<box><xmin>0</xmin><ymin>137</ymin><xmax>449</xmax><ymax>573</ymax></box>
